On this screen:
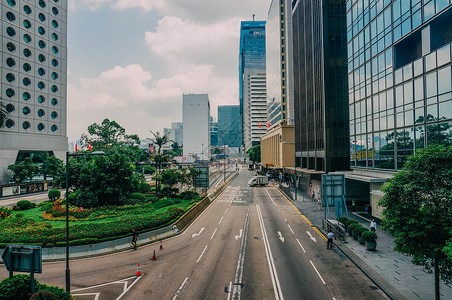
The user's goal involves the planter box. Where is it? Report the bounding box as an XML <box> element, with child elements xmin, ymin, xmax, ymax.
<box><xmin>366</xmin><ymin>240</ymin><xmax>377</xmax><ymax>251</ymax></box>
<box><xmin>358</xmin><ymin>235</ymin><xmax>365</xmax><ymax>245</ymax></box>
<box><xmin>353</xmin><ymin>231</ymin><xmax>359</xmax><ymax>240</ymax></box>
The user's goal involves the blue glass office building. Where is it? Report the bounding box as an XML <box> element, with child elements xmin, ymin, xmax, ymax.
<box><xmin>239</xmin><ymin>21</ymin><xmax>266</xmax><ymax>144</ymax></box>
<box><xmin>218</xmin><ymin>105</ymin><xmax>241</xmax><ymax>147</ymax></box>
<box><xmin>347</xmin><ymin>0</ymin><xmax>452</xmax><ymax>171</ymax></box>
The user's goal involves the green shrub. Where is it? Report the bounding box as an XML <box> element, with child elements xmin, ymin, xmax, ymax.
<box><xmin>36</xmin><ymin>284</ymin><xmax>71</xmax><ymax>300</ymax></box>
<box><xmin>349</xmin><ymin>223</ymin><xmax>360</xmax><ymax>231</ymax></box>
<box><xmin>38</xmin><ymin>201</ymin><xmax>54</xmax><ymax>211</ymax></box>
<box><xmin>145</xmin><ymin>194</ymin><xmax>158</xmax><ymax>203</ymax></box>
<box><xmin>15</xmin><ymin>200</ymin><xmax>36</xmax><ymax>211</ymax></box>
<box><xmin>337</xmin><ymin>216</ymin><xmax>349</xmax><ymax>225</ymax></box>
<box><xmin>362</xmin><ymin>231</ymin><xmax>378</xmax><ymax>242</ymax></box>
<box><xmin>167</xmin><ymin>207</ymin><xmax>184</xmax><ymax>218</ymax></box>
<box><xmin>47</xmin><ymin>189</ymin><xmax>61</xmax><ymax>201</ymax></box>
<box><xmin>0</xmin><ymin>207</ymin><xmax>12</xmax><ymax>218</ymax></box>
<box><xmin>0</xmin><ymin>274</ymin><xmax>39</xmax><ymax>300</ymax></box>
<box><xmin>355</xmin><ymin>226</ymin><xmax>368</xmax><ymax>235</ymax></box>
<box><xmin>139</xmin><ymin>182</ymin><xmax>151</xmax><ymax>193</ymax></box>
<box><xmin>30</xmin><ymin>290</ymin><xmax>57</xmax><ymax>300</ymax></box>
<box><xmin>129</xmin><ymin>193</ymin><xmax>145</xmax><ymax>201</ymax></box>
<box><xmin>153</xmin><ymin>198</ymin><xmax>182</xmax><ymax>210</ymax></box>
<box><xmin>70</xmin><ymin>210</ymin><xmax>92</xmax><ymax>219</ymax></box>
<box><xmin>123</xmin><ymin>198</ymin><xmax>143</xmax><ymax>206</ymax></box>
<box><xmin>180</xmin><ymin>191</ymin><xmax>199</xmax><ymax>199</ymax></box>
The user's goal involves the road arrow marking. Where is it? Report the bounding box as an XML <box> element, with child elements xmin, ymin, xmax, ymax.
<box><xmin>192</xmin><ymin>227</ymin><xmax>205</xmax><ymax>238</ymax></box>
<box><xmin>235</xmin><ymin>229</ymin><xmax>243</xmax><ymax>240</ymax></box>
<box><xmin>277</xmin><ymin>231</ymin><xmax>285</xmax><ymax>243</ymax></box>
<box><xmin>306</xmin><ymin>231</ymin><xmax>317</xmax><ymax>243</ymax></box>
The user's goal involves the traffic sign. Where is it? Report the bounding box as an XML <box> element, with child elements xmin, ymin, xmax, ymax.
<box><xmin>2</xmin><ymin>244</ymin><xmax>42</xmax><ymax>273</ymax></box>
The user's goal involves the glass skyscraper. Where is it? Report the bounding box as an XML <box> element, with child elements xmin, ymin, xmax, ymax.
<box><xmin>347</xmin><ymin>0</ymin><xmax>452</xmax><ymax>171</ymax></box>
<box><xmin>239</xmin><ymin>21</ymin><xmax>266</xmax><ymax>147</ymax></box>
<box><xmin>218</xmin><ymin>105</ymin><xmax>241</xmax><ymax>147</ymax></box>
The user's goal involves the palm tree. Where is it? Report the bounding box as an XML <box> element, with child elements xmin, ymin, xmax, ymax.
<box><xmin>148</xmin><ymin>131</ymin><xmax>173</xmax><ymax>189</ymax></box>
<box><xmin>0</xmin><ymin>101</ymin><xmax>9</xmax><ymax>128</ymax></box>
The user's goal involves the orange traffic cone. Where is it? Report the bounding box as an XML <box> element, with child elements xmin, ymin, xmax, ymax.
<box><xmin>136</xmin><ymin>264</ymin><xmax>142</xmax><ymax>276</ymax></box>
<box><xmin>160</xmin><ymin>241</ymin><xmax>163</xmax><ymax>250</ymax></box>
<box><xmin>152</xmin><ymin>250</ymin><xmax>157</xmax><ymax>260</ymax></box>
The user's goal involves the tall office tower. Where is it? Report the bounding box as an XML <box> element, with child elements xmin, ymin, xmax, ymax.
<box><xmin>210</xmin><ymin>116</ymin><xmax>218</xmax><ymax>147</ymax></box>
<box><xmin>243</xmin><ymin>73</ymin><xmax>267</xmax><ymax>151</ymax></box>
<box><xmin>266</xmin><ymin>0</ymin><xmax>294</xmax><ymax>126</ymax></box>
<box><xmin>218</xmin><ymin>105</ymin><xmax>241</xmax><ymax>148</ymax></box>
<box><xmin>239</xmin><ymin>21</ymin><xmax>266</xmax><ymax>147</ymax></box>
<box><xmin>182</xmin><ymin>94</ymin><xmax>210</xmax><ymax>161</ymax></box>
<box><xmin>346</xmin><ymin>1</ymin><xmax>452</xmax><ymax>217</ymax></box>
<box><xmin>0</xmin><ymin>0</ymin><xmax>68</xmax><ymax>184</ymax></box>
<box><xmin>171</xmin><ymin>122</ymin><xmax>183</xmax><ymax>146</ymax></box>
<box><xmin>292</xmin><ymin>0</ymin><xmax>349</xmax><ymax>173</ymax></box>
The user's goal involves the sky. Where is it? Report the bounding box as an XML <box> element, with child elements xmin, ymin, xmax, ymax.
<box><xmin>67</xmin><ymin>0</ymin><xmax>269</xmax><ymax>143</ymax></box>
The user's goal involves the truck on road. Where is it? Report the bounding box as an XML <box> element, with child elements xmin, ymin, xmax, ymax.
<box><xmin>248</xmin><ymin>176</ymin><xmax>269</xmax><ymax>187</ymax></box>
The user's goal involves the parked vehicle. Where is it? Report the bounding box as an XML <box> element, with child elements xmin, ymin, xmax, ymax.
<box><xmin>248</xmin><ymin>176</ymin><xmax>269</xmax><ymax>187</ymax></box>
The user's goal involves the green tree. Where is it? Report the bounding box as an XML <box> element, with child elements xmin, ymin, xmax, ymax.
<box><xmin>170</xmin><ymin>142</ymin><xmax>183</xmax><ymax>156</ymax></box>
<box><xmin>69</xmin><ymin>152</ymin><xmax>143</xmax><ymax>208</ymax></box>
<box><xmin>213</xmin><ymin>147</ymin><xmax>222</xmax><ymax>155</ymax></box>
<box><xmin>247</xmin><ymin>144</ymin><xmax>261</xmax><ymax>163</ymax></box>
<box><xmin>82</xmin><ymin>119</ymin><xmax>140</xmax><ymax>151</ymax></box>
<box><xmin>44</xmin><ymin>155</ymin><xmax>65</xmax><ymax>184</ymax></box>
<box><xmin>148</xmin><ymin>131</ymin><xmax>173</xmax><ymax>189</ymax></box>
<box><xmin>7</xmin><ymin>158</ymin><xmax>40</xmax><ymax>183</ymax></box>
<box><xmin>159</xmin><ymin>169</ymin><xmax>183</xmax><ymax>189</ymax></box>
<box><xmin>379</xmin><ymin>145</ymin><xmax>452</xmax><ymax>300</ymax></box>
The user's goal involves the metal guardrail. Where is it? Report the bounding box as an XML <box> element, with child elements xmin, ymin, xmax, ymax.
<box><xmin>322</xmin><ymin>219</ymin><xmax>347</xmax><ymax>242</ymax></box>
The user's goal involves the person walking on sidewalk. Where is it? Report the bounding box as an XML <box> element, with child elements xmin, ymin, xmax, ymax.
<box><xmin>317</xmin><ymin>198</ymin><xmax>322</xmax><ymax>210</ymax></box>
<box><xmin>131</xmin><ymin>228</ymin><xmax>139</xmax><ymax>250</ymax></box>
<box><xmin>311</xmin><ymin>191</ymin><xmax>315</xmax><ymax>201</ymax></box>
<box><xmin>370</xmin><ymin>219</ymin><xmax>377</xmax><ymax>232</ymax></box>
<box><xmin>327</xmin><ymin>231</ymin><xmax>334</xmax><ymax>249</ymax></box>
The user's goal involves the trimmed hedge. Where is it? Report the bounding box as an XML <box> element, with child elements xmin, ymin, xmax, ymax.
<box><xmin>15</xmin><ymin>200</ymin><xmax>36</xmax><ymax>211</ymax></box>
<box><xmin>0</xmin><ymin>274</ymin><xmax>70</xmax><ymax>300</ymax></box>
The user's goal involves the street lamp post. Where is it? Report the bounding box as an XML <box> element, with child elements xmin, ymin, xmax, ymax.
<box><xmin>65</xmin><ymin>150</ymin><xmax>104</xmax><ymax>292</ymax></box>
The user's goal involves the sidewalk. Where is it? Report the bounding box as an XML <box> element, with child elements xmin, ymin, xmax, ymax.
<box><xmin>290</xmin><ymin>195</ymin><xmax>452</xmax><ymax>300</ymax></box>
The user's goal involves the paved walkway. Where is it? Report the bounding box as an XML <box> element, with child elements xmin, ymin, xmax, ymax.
<box><xmin>289</xmin><ymin>194</ymin><xmax>452</xmax><ymax>300</ymax></box>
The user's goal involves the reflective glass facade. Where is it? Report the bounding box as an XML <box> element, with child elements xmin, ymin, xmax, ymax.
<box><xmin>218</xmin><ymin>105</ymin><xmax>241</xmax><ymax>147</ymax></box>
<box><xmin>347</xmin><ymin>0</ymin><xmax>452</xmax><ymax>170</ymax></box>
<box><xmin>292</xmin><ymin>0</ymin><xmax>350</xmax><ymax>172</ymax></box>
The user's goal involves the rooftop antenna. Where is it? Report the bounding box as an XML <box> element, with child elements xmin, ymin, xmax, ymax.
<box><xmin>253</xmin><ymin>14</ymin><xmax>255</xmax><ymax>21</ymax></box>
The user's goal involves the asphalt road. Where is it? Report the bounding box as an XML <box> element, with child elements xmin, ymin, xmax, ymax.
<box><xmin>0</xmin><ymin>168</ymin><xmax>389</xmax><ymax>299</ymax></box>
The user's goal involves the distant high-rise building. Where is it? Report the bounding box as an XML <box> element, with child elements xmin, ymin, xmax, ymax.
<box><xmin>182</xmin><ymin>94</ymin><xmax>210</xmax><ymax>161</ymax></box>
<box><xmin>210</xmin><ymin>116</ymin><xmax>218</xmax><ymax>147</ymax></box>
<box><xmin>243</xmin><ymin>73</ymin><xmax>267</xmax><ymax>151</ymax></box>
<box><xmin>239</xmin><ymin>21</ymin><xmax>266</xmax><ymax>148</ymax></box>
<box><xmin>0</xmin><ymin>0</ymin><xmax>68</xmax><ymax>184</ymax></box>
<box><xmin>171</xmin><ymin>122</ymin><xmax>183</xmax><ymax>146</ymax></box>
<box><xmin>218</xmin><ymin>105</ymin><xmax>241</xmax><ymax>147</ymax></box>
<box><xmin>266</xmin><ymin>0</ymin><xmax>294</xmax><ymax>126</ymax></box>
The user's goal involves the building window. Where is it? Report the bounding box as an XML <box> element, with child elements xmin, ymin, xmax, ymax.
<box><xmin>7</xmin><ymin>42</ymin><xmax>16</xmax><ymax>52</ymax></box>
<box><xmin>52</xmin><ymin>46</ymin><xmax>58</xmax><ymax>54</ymax></box>
<box><xmin>37</xmin><ymin>109</ymin><xmax>45</xmax><ymax>117</ymax></box>
<box><xmin>23</xmin><ymin>92</ymin><xmax>31</xmax><ymax>101</ymax></box>
<box><xmin>23</xmin><ymin>34</ymin><xmax>32</xmax><ymax>43</ymax></box>
<box><xmin>23</xmin><ymin>77</ymin><xmax>31</xmax><ymax>86</ymax></box>
<box><xmin>6</xmin><ymin>104</ymin><xmax>15</xmax><ymax>113</ymax></box>
<box><xmin>23</xmin><ymin>63</ymin><xmax>31</xmax><ymax>72</ymax></box>
<box><xmin>37</xmin><ymin>123</ymin><xmax>45</xmax><ymax>131</ymax></box>
<box><xmin>22</xmin><ymin>107</ymin><xmax>31</xmax><ymax>115</ymax></box>
<box><xmin>23</xmin><ymin>48</ymin><xmax>31</xmax><ymax>57</ymax></box>
<box><xmin>38</xmin><ymin>54</ymin><xmax>46</xmax><ymax>62</ymax></box>
<box><xmin>51</xmin><ymin>33</ymin><xmax>58</xmax><ymax>41</ymax></box>
<box><xmin>38</xmin><ymin>13</ymin><xmax>46</xmax><ymax>22</ymax></box>
<box><xmin>23</xmin><ymin>121</ymin><xmax>31</xmax><ymax>130</ymax></box>
<box><xmin>6</xmin><ymin>12</ymin><xmax>16</xmax><ymax>22</ymax></box>
<box><xmin>38</xmin><ymin>40</ymin><xmax>46</xmax><ymax>49</ymax></box>
<box><xmin>51</xmin><ymin>72</ymin><xmax>58</xmax><ymax>80</ymax></box>
<box><xmin>23</xmin><ymin>20</ymin><xmax>31</xmax><ymax>28</ymax></box>
<box><xmin>52</xmin><ymin>7</ymin><xmax>59</xmax><ymax>15</ymax></box>
<box><xmin>6</xmin><ymin>73</ymin><xmax>15</xmax><ymax>82</ymax></box>
<box><xmin>5</xmin><ymin>89</ymin><xmax>15</xmax><ymax>98</ymax></box>
<box><xmin>38</xmin><ymin>68</ymin><xmax>45</xmax><ymax>76</ymax></box>
<box><xmin>38</xmin><ymin>82</ymin><xmax>45</xmax><ymax>90</ymax></box>
<box><xmin>51</xmin><ymin>98</ymin><xmax>58</xmax><ymax>106</ymax></box>
<box><xmin>7</xmin><ymin>0</ymin><xmax>16</xmax><ymax>7</ymax></box>
<box><xmin>6</xmin><ymin>119</ymin><xmax>15</xmax><ymax>128</ymax></box>
<box><xmin>24</xmin><ymin>5</ymin><xmax>32</xmax><ymax>15</ymax></box>
<box><xmin>52</xmin><ymin>59</ymin><xmax>58</xmax><ymax>67</ymax></box>
<box><xmin>52</xmin><ymin>20</ymin><xmax>58</xmax><ymax>28</ymax></box>
<box><xmin>51</xmin><ymin>111</ymin><xmax>58</xmax><ymax>119</ymax></box>
<box><xmin>51</xmin><ymin>85</ymin><xmax>58</xmax><ymax>93</ymax></box>
<box><xmin>38</xmin><ymin>27</ymin><xmax>46</xmax><ymax>35</ymax></box>
<box><xmin>6</xmin><ymin>27</ymin><xmax>15</xmax><ymax>37</ymax></box>
<box><xmin>51</xmin><ymin>124</ymin><xmax>58</xmax><ymax>132</ymax></box>
<box><xmin>39</xmin><ymin>0</ymin><xmax>46</xmax><ymax>8</ymax></box>
<box><xmin>38</xmin><ymin>95</ymin><xmax>45</xmax><ymax>103</ymax></box>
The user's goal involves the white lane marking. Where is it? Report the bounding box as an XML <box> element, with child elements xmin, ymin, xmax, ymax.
<box><xmin>235</xmin><ymin>229</ymin><xmax>243</xmax><ymax>240</ymax></box>
<box><xmin>73</xmin><ymin>293</ymin><xmax>99</xmax><ymax>300</ymax></box>
<box><xmin>192</xmin><ymin>227</ymin><xmax>205</xmax><ymax>238</ymax></box>
<box><xmin>116</xmin><ymin>275</ymin><xmax>143</xmax><ymax>300</ymax></box>
<box><xmin>214</xmin><ymin>179</ymin><xmax>223</xmax><ymax>188</ymax></box>
<box><xmin>225</xmin><ymin>208</ymin><xmax>229</xmax><ymax>214</ymax></box>
<box><xmin>210</xmin><ymin>228</ymin><xmax>217</xmax><ymax>240</ymax></box>
<box><xmin>72</xmin><ymin>276</ymin><xmax>138</xmax><ymax>291</ymax></box>
<box><xmin>296</xmin><ymin>239</ymin><xmax>306</xmax><ymax>253</ymax></box>
<box><xmin>306</xmin><ymin>231</ymin><xmax>317</xmax><ymax>243</ymax></box>
<box><xmin>264</xmin><ymin>188</ymin><xmax>277</xmax><ymax>205</ymax></box>
<box><xmin>287</xmin><ymin>224</ymin><xmax>295</xmax><ymax>235</ymax></box>
<box><xmin>257</xmin><ymin>205</ymin><xmax>284</xmax><ymax>300</ymax></box>
<box><xmin>219</xmin><ymin>216</ymin><xmax>224</xmax><ymax>224</ymax></box>
<box><xmin>231</xmin><ymin>206</ymin><xmax>251</xmax><ymax>299</ymax></box>
<box><xmin>310</xmin><ymin>260</ymin><xmax>326</xmax><ymax>285</ymax></box>
<box><xmin>196</xmin><ymin>245</ymin><xmax>208</xmax><ymax>263</ymax></box>
<box><xmin>227</xmin><ymin>282</ymin><xmax>233</xmax><ymax>300</ymax></box>
<box><xmin>277</xmin><ymin>231</ymin><xmax>285</xmax><ymax>243</ymax></box>
<box><xmin>171</xmin><ymin>277</ymin><xmax>189</xmax><ymax>300</ymax></box>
